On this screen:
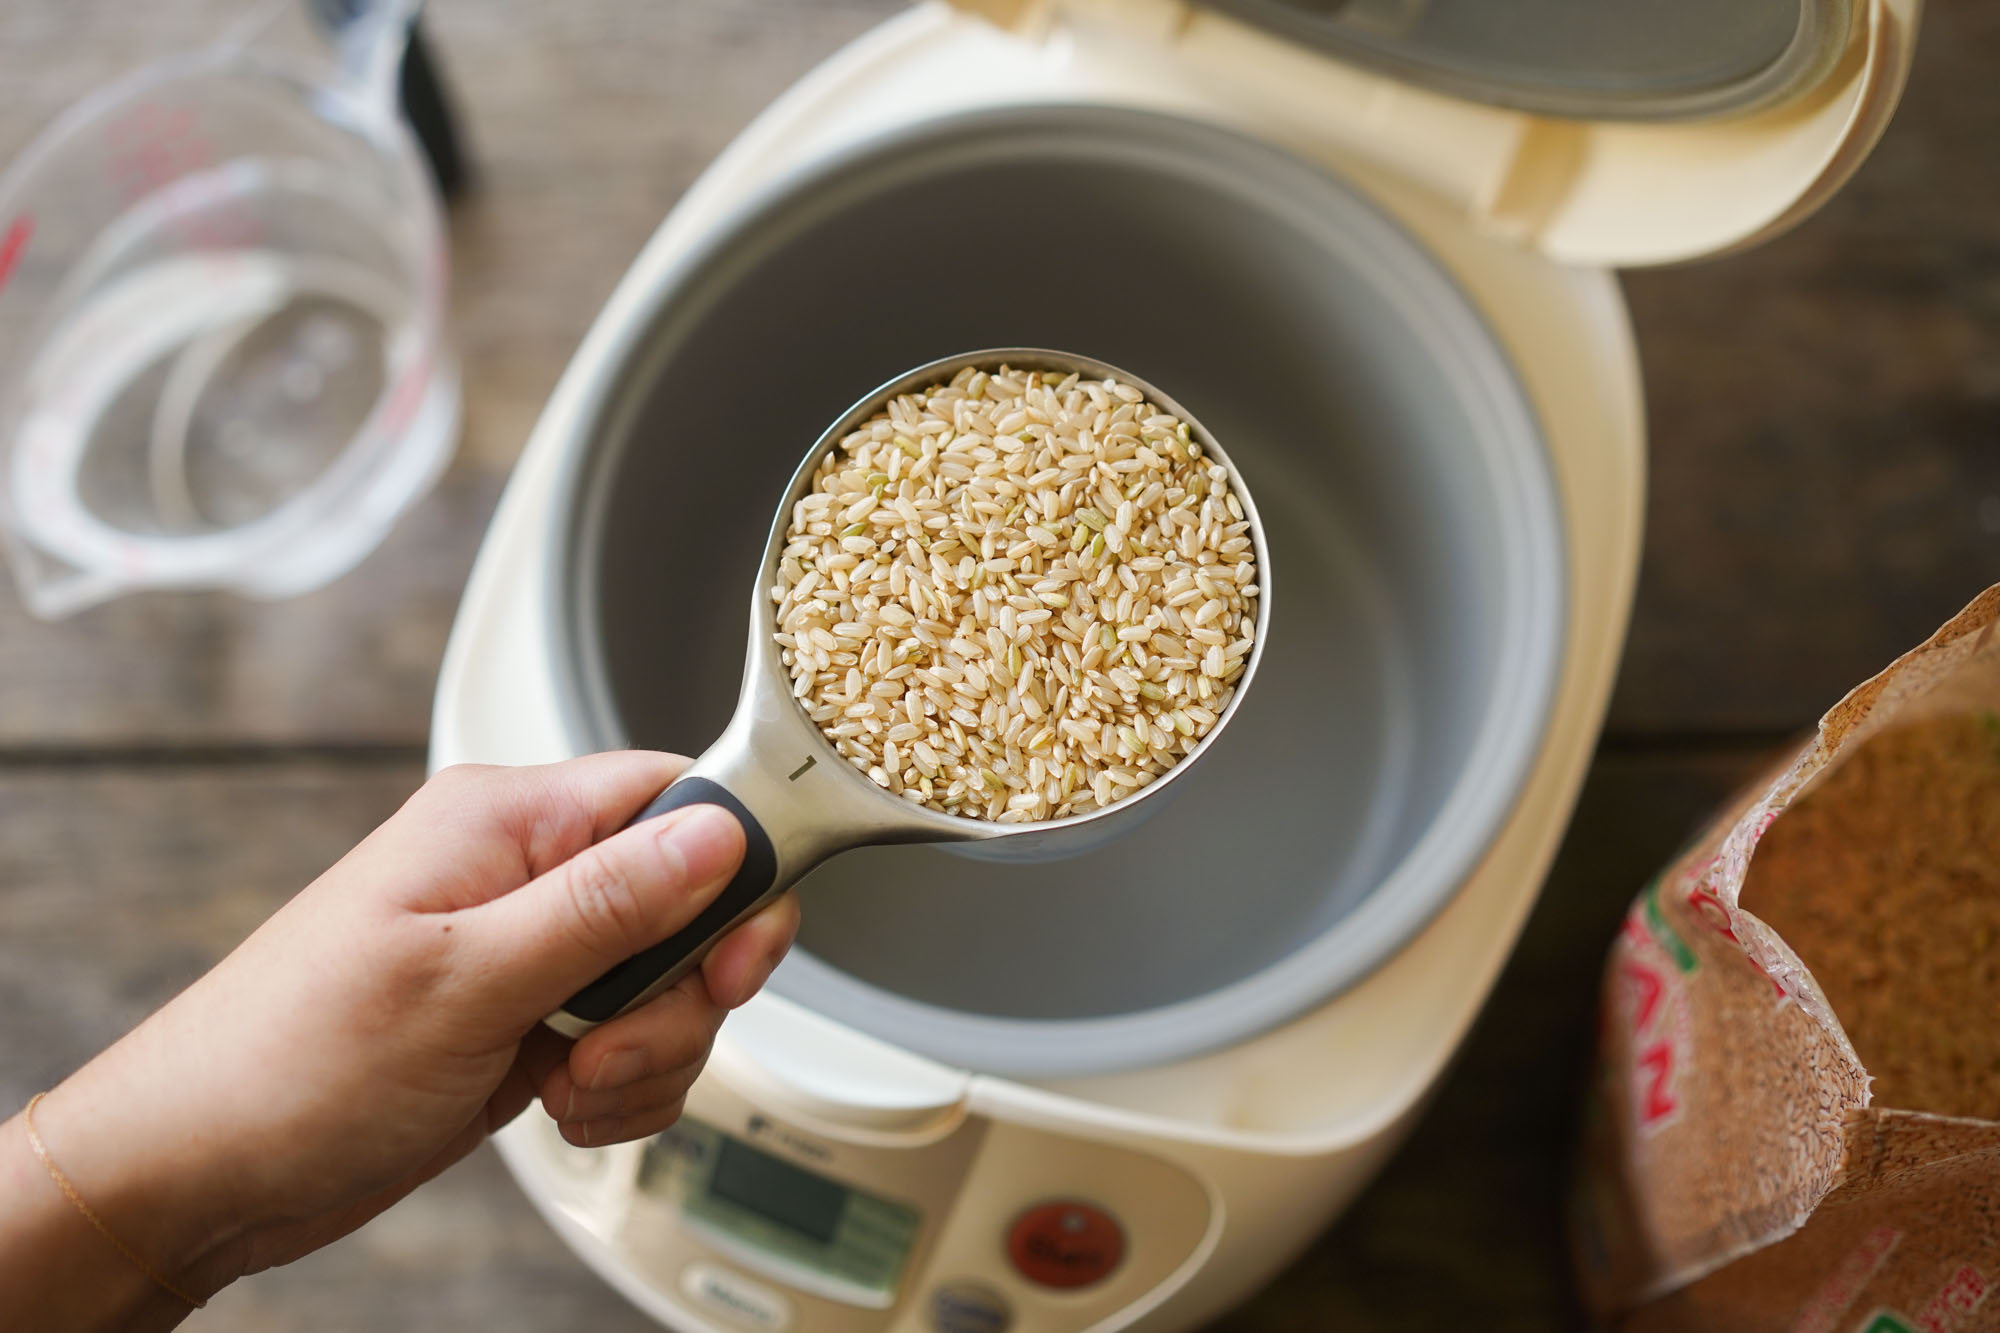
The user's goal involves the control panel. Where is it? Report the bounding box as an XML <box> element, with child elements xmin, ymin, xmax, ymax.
<box><xmin>640</xmin><ymin>1118</ymin><xmax>925</xmax><ymax>1306</ymax></box>
<box><xmin>516</xmin><ymin>1072</ymin><xmax>1214</xmax><ymax>1332</ymax></box>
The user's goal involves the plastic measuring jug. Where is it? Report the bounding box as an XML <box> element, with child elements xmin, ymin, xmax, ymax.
<box><xmin>0</xmin><ymin>0</ymin><xmax>458</xmax><ymax>618</ymax></box>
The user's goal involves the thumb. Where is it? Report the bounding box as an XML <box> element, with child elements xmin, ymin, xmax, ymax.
<box><xmin>464</xmin><ymin>802</ymin><xmax>746</xmax><ymax>1027</ymax></box>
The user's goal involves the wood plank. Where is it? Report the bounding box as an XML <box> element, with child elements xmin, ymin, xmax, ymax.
<box><xmin>1612</xmin><ymin>0</ymin><xmax>2000</xmax><ymax>734</ymax></box>
<box><xmin>1</xmin><ymin>751</ymin><xmax>1771</xmax><ymax>1328</ymax></box>
<box><xmin>0</xmin><ymin>761</ymin><xmax>424</xmax><ymax>1096</ymax></box>
<box><xmin>0</xmin><ymin>0</ymin><xmax>900</xmax><ymax>748</ymax></box>
<box><xmin>1</xmin><ymin>0</ymin><xmax>1996</xmax><ymax>1324</ymax></box>
<box><xmin>0</xmin><ymin>757</ymin><xmax>660</xmax><ymax>1329</ymax></box>
<box><xmin>1</xmin><ymin>0</ymin><xmax>1991</xmax><ymax>745</ymax></box>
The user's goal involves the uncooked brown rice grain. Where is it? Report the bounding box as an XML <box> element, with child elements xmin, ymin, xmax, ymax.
<box><xmin>772</xmin><ymin>364</ymin><xmax>1258</xmax><ymax>822</ymax></box>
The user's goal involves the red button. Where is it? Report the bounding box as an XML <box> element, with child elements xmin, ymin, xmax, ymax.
<box><xmin>1006</xmin><ymin>1200</ymin><xmax>1125</xmax><ymax>1289</ymax></box>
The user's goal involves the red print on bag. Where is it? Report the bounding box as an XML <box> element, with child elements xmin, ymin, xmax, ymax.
<box><xmin>1915</xmin><ymin>1265</ymin><xmax>1990</xmax><ymax>1333</ymax></box>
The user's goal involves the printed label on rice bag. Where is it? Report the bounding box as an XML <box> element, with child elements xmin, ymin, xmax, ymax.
<box><xmin>1844</xmin><ymin>1263</ymin><xmax>1994</xmax><ymax>1333</ymax></box>
<box><xmin>1612</xmin><ymin>881</ymin><xmax>1695</xmax><ymax>1135</ymax></box>
<box><xmin>1859</xmin><ymin>1314</ymin><xmax>1919</xmax><ymax>1333</ymax></box>
<box><xmin>1793</xmin><ymin>1228</ymin><xmax>1901</xmax><ymax>1333</ymax></box>
<box><xmin>1902</xmin><ymin>1264</ymin><xmax>1993</xmax><ymax>1333</ymax></box>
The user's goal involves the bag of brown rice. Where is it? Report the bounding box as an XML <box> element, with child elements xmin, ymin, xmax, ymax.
<box><xmin>1573</xmin><ymin>584</ymin><xmax>2000</xmax><ymax>1333</ymax></box>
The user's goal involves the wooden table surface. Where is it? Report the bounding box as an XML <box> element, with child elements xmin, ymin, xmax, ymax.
<box><xmin>2</xmin><ymin>2</ymin><xmax>1995</xmax><ymax>1329</ymax></box>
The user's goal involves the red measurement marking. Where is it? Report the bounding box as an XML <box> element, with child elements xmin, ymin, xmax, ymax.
<box><xmin>379</xmin><ymin>354</ymin><xmax>434</xmax><ymax>437</ymax></box>
<box><xmin>103</xmin><ymin>101</ymin><xmax>193</xmax><ymax>148</ymax></box>
<box><xmin>0</xmin><ymin>215</ymin><xmax>33</xmax><ymax>296</ymax></box>
<box><xmin>98</xmin><ymin>100</ymin><xmax>261</xmax><ymax>250</ymax></box>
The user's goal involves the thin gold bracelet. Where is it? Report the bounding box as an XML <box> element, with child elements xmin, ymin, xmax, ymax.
<box><xmin>21</xmin><ymin>1092</ymin><xmax>206</xmax><ymax>1310</ymax></box>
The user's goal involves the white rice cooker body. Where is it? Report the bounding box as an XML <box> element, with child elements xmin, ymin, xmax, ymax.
<box><xmin>432</xmin><ymin>2</ymin><xmax>1916</xmax><ymax>1329</ymax></box>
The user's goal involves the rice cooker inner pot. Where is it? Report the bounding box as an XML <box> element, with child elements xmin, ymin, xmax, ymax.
<box><xmin>553</xmin><ymin>105</ymin><xmax>1565</xmax><ymax>1078</ymax></box>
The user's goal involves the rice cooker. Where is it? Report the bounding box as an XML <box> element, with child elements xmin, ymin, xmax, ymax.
<box><xmin>430</xmin><ymin>2</ymin><xmax>1916</xmax><ymax>1328</ymax></box>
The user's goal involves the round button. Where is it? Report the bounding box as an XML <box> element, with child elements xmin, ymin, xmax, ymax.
<box><xmin>1006</xmin><ymin>1200</ymin><xmax>1125</xmax><ymax>1289</ymax></box>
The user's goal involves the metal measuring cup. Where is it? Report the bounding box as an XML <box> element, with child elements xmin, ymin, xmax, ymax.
<box><xmin>547</xmin><ymin>349</ymin><xmax>1272</xmax><ymax>1036</ymax></box>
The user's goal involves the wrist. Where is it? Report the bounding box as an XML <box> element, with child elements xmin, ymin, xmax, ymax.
<box><xmin>32</xmin><ymin>1048</ymin><xmax>249</xmax><ymax>1302</ymax></box>
<box><xmin>1</xmin><ymin>1100</ymin><xmax>216</xmax><ymax>1331</ymax></box>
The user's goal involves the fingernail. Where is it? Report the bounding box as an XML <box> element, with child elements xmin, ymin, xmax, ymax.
<box><xmin>658</xmin><ymin>806</ymin><xmax>742</xmax><ymax>887</ymax></box>
<box><xmin>590</xmin><ymin>1048</ymin><xmax>647</xmax><ymax>1092</ymax></box>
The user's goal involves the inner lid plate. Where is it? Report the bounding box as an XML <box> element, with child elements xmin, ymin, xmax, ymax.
<box><xmin>1190</xmin><ymin>0</ymin><xmax>1852</xmax><ymax>120</ymax></box>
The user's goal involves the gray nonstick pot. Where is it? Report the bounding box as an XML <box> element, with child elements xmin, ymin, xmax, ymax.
<box><xmin>547</xmin><ymin>347</ymin><xmax>1272</xmax><ymax>1037</ymax></box>
<box><xmin>546</xmin><ymin>104</ymin><xmax>1565</xmax><ymax>1077</ymax></box>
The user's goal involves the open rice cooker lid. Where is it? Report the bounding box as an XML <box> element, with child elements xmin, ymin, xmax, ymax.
<box><xmin>953</xmin><ymin>0</ymin><xmax>1918</xmax><ymax>265</ymax></box>
<box><xmin>1189</xmin><ymin>0</ymin><xmax>1853</xmax><ymax>120</ymax></box>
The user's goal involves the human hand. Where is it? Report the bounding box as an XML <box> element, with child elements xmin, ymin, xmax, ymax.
<box><xmin>15</xmin><ymin>752</ymin><xmax>796</xmax><ymax>1305</ymax></box>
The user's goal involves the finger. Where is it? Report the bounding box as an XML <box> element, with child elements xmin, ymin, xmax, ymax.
<box><xmin>517</xmin><ymin>1024</ymin><xmax>575</xmax><ymax>1093</ymax></box>
<box><xmin>558</xmin><ymin>1097</ymin><xmax>691</xmax><ymax>1149</ymax></box>
<box><xmin>550</xmin><ymin>1066</ymin><xmax>708</xmax><ymax>1126</ymax></box>
<box><xmin>488</xmin><ymin>751</ymin><xmax>694</xmax><ymax>877</ymax></box>
<box><xmin>536</xmin><ymin>975</ymin><xmax>724</xmax><ymax>1133</ymax></box>
<box><xmin>370</xmin><ymin>752</ymin><xmax>694</xmax><ymax>914</ymax></box>
<box><xmin>701</xmin><ymin>891</ymin><xmax>801</xmax><ymax>1010</ymax></box>
<box><xmin>565</xmin><ymin>974</ymin><xmax>726</xmax><ymax>1094</ymax></box>
<box><xmin>487</xmin><ymin>1026</ymin><xmax>574</xmax><ymax>1132</ymax></box>
<box><xmin>459</xmin><ymin>803</ymin><xmax>745</xmax><ymax>1025</ymax></box>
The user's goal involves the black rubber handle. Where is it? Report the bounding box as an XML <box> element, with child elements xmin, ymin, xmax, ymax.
<box><xmin>551</xmin><ymin>778</ymin><xmax>779</xmax><ymax>1029</ymax></box>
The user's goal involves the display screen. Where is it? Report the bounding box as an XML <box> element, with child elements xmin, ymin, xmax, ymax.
<box><xmin>708</xmin><ymin>1136</ymin><xmax>847</xmax><ymax>1245</ymax></box>
<box><xmin>639</xmin><ymin>1118</ymin><xmax>924</xmax><ymax>1302</ymax></box>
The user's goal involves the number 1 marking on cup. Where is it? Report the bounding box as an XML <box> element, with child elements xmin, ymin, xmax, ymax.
<box><xmin>788</xmin><ymin>756</ymin><xmax>816</xmax><ymax>781</ymax></box>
